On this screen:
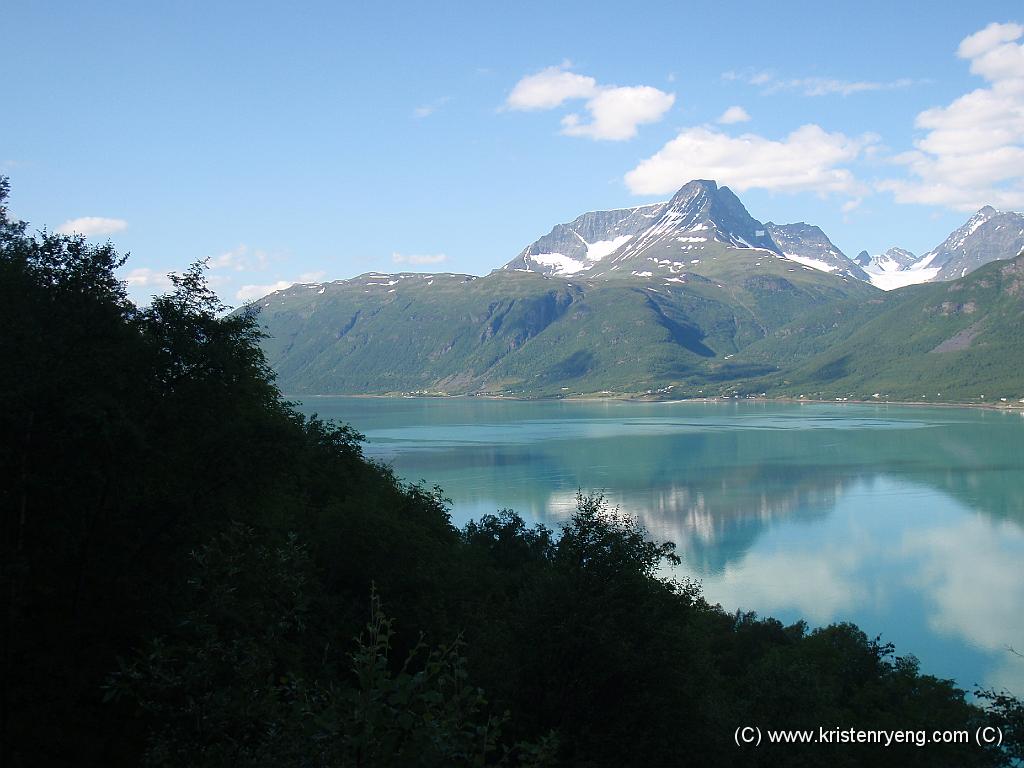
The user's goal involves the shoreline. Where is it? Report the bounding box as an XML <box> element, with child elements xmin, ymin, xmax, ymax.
<box><xmin>289</xmin><ymin>392</ymin><xmax>1024</xmax><ymax>412</ymax></box>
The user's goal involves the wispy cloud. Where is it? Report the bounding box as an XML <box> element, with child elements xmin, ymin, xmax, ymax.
<box><xmin>120</xmin><ymin>270</ymin><xmax>175</xmax><ymax>301</ymax></box>
<box><xmin>208</xmin><ymin>244</ymin><xmax>269</xmax><ymax>271</ymax></box>
<box><xmin>879</xmin><ymin>21</ymin><xmax>1024</xmax><ymax>211</ymax></box>
<box><xmin>723</xmin><ymin>69</ymin><xmax>917</xmax><ymax>97</ymax></box>
<box><xmin>505</xmin><ymin>62</ymin><xmax>674</xmax><ymax>141</ymax></box>
<box><xmin>392</xmin><ymin>251</ymin><xmax>447</xmax><ymax>265</ymax></box>
<box><xmin>414</xmin><ymin>96</ymin><xmax>451</xmax><ymax>118</ymax></box>
<box><xmin>122</xmin><ymin>266</ymin><xmax>171</xmax><ymax>286</ymax></box>
<box><xmin>57</xmin><ymin>216</ymin><xmax>127</xmax><ymax>236</ymax></box>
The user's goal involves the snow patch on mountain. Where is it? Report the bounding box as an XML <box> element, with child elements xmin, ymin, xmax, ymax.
<box><xmin>586</xmin><ymin>235</ymin><xmax>633</xmax><ymax>261</ymax></box>
<box><xmin>783</xmin><ymin>253</ymin><xmax>838</xmax><ymax>273</ymax></box>
<box><xmin>867</xmin><ymin>266</ymin><xmax>941</xmax><ymax>290</ymax></box>
<box><xmin>528</xmin><ymin>253</ymin><xmax>587</xmax><ymax>275</ymax></box>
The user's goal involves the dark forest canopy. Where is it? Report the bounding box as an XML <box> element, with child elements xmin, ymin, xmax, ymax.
<box><xmin>1</xmin><ymin>177</ymin><xmax>1022</xmax><ymax>767</ymax></box>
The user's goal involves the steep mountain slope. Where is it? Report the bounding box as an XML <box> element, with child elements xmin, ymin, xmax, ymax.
<box><xmin>741</xmin><ymin>252</ymin><xmax>1024</xmax><ymax>401</ymax></box>
<box><xmin>255</xmin><ymin>259</ymin><xmax>873</xmax><ymax>397</ymax></box>
<box><xmin>765</xmin><ymin>221</ymin><xmax>868</xmax><ymax>281</ymax></box>
<box><xmin>589</xmin><ymin>180</ymin><xmax>781</xmax><ymax>278</ymax></box>
<box><xmin>258</xmin><ymin>271</ymin><xmax>579</xmax><ymax>394</ymax></box>
<box><xmin>859</xmin><ymin>208</ymin><xmax>1024</xmax><ymax>290</ymax></box>
<box><xmin>501</xmin><ymin>203</ymin><xmax>664</xmax><ymax>276</ymax></box>
<box><xmin>927</xmin><ymin>206</ymin><xmax>1024</xmax><ymax>281</ymax></box>
<box><xmin>503</xmin><ymin>180</ymin><xmax>871</xmax><ymax>286</ymax></box>
<box><xmin>869</xmin><ymin>247</ymin><xmax>918</xmax><ymax>271</ymax></box>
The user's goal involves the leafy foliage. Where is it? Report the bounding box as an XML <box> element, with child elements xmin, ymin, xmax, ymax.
<box><xmin>109</xmin><ymin>527</ymin><xmax>556</xmax><ymax>767</ymax></box>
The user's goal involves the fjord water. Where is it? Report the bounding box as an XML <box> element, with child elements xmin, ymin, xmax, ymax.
<box><xmin>296</xmin><ymin>397</ymin><xmax>1024</xmax><ymax>695</ymax></box>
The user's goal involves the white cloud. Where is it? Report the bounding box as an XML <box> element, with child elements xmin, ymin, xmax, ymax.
<box><xmin>57</xmin><ymin>216</ymin><xmax>127</xmax><ymax>236</ymax></box>
<box><xmin>233</xmin><ymin>271</ymin><xmax>327</xmax><ymax>303</ymax></box>
<box><xmin>506</xmin><ymin>63</ymin><xmax>674</xmax><ymax>141</ymax></box>
<box><xmin>207</xmin><ymin>244</ymin><xmax>270</xmax><ymax>272</ymax></box>
<box><xmin>717</xmin><ymin>105</ymin><xmax>751</xmax><ymax>124</ymax></box>
<box><xmin>879</xmin><ymin>22</ymin><xmax>1024</xmax><ymax>211</ymax></box>
<box><xmin>122</xmin><ymin>267</ymin><xmax>173</xmax><ymax>291</ymax></box>
<box><xmin>236</xmin><ymin>281</ymin><xmax>293</xmax><ymax>302</ymax></box>
<box><xmin>561</xmin><ymin>86</ymin><xmax>675</xmax><ymax>141</ymax></box>
<box><xmin>505</xmin><ymin>63</ymin><xmax>597</xmax><ymax>110</ymax></box>
<box><xmin>392</xmin><ymin>252</ymin><xmax>447</xmax><ymax>265</ymax></box>
<box><xmin>207</xmin><ymin>244</ymin><xmax>273</xmax><ymax>273</ymax></box>
<box><xmin>625</xmin><ymin>124</ymin><xmax>871</xmax><ymax>196</ymax></box>
<box><xmin>958</xmin><ymin>21</ymin><xmax>1024</xmax><ymax>60</ymax></box>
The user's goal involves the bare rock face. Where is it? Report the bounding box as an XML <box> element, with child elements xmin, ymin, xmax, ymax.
<box><xmin>765</xmin><ymin>222</ymin><xmax>869</xmax><ymax>281</ymax></box>
<box><xmin>923</xmin><ymin>207</ymin><xmax>1024</xmax><ymax>281</ymax></box>
<box><xmin>502</xmin><ymin>184</ymin><xmax>1024</xmax><ymax>290</ymax></box>
<box><xmin>501</xmin><ymin>204</ymin><xmax>666</xmax><ymax>277</ymax></box>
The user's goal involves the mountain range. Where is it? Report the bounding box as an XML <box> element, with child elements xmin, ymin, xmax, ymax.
<box><xmin>250</xmin><ymin>180</ymin><xmax>1024</xmax><ymax>402</ymax></box>
<box><xmin>503</xmin><ymin>180</ymin><xmax>1024</xmax><ymax>291</ymax></box>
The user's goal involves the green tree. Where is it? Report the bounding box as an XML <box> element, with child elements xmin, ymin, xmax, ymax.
<box><xmin>110</xmin><ymin>525</ymin><xmax>555</xmax><ymax>767</ymax></box>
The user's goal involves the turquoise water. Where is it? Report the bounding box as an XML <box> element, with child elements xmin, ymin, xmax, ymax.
<box><xmin>294</xmin><ymin>396</ymin><xmax>1024</xmax><ymax>696</ymax></box>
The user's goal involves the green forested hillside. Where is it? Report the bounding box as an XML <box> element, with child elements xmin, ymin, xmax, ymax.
<box><xmin>256</xmin><ymin>249</ymin><xmax>874</xmax><ymax>397</ymax></box>
<box><xmin>739</xmin><ymin>253</ymin><xmax>1024</xmax><ymax>402</ymax></box>
<box><xmin>255</xmin><ymin>247</ymin><xmax>1024</xmax><ymax>404</ymax></box>
<box><xmin>3</xmin><ymin>177</ymin><xmax>1022</xmax><ymax>767</ymax></box>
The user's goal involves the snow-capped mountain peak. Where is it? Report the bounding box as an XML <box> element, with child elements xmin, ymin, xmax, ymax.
<box><xmin>908</xmin><ymin>206</ymin><xmax>1023</xmax><ymax>283</ymax></box>
<box><xmin>500</xmin><ymin>184</ymin><xmax>1024</xmax><ymax>290</ymax></box>
<box><xmin>605</xmin><ymin>180</ymin><xmax>780</xmax><ymax>266</ymax></box>
<box><xmin>865</xmin><ymin>247</ymin><xmax>918</xmax><ymax>273</ymax></box>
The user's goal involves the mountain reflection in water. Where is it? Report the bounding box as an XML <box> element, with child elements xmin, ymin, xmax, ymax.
<box><xmin>296</xmin><ymin>397</ymin><xmax>1024</xmax><ymax>695</ymax></box>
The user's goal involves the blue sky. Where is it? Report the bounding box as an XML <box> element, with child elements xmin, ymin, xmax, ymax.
<box><xmin>4</xmin><ymin>0</ymin><xmax>1023</xmax><ymax>304</ymax></box>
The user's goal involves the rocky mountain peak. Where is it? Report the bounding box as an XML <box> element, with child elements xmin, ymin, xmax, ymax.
<box><xmin>764</xmin><ymin>221</ymin><xmax>867</xmax><ymax>280</ymax></box>
<box><xmin>601</xmin><ymin>180</ymin><xmax>780</xmax><ymax>269</ymax></box>
<box><xmin>499</xmin><ymin>182</ymin><xmax>1024</xmax><ymax>289</ymax></box>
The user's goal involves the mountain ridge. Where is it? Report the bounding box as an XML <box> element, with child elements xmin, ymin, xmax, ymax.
<box><xmin>247</xmin><ymin>180</ymin><xmax>1024</xmax><ymax>402</ymax></box>
<box><xmin>495</xmin><ymin>180</ymin><xmax>1021</xmax><ymax>291</ymax></box>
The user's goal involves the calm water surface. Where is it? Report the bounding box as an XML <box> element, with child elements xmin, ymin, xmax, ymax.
<box><xmin>295</xmin><ymin>397</ymin><xmax>1024</xmax><ymax>696</ymax></box>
